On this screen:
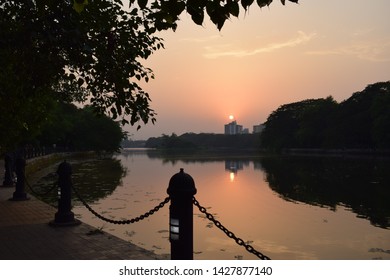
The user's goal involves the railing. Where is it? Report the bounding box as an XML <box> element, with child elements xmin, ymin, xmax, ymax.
<box><xmin>9</xmin><ymin>159</ymin><xmax>271</xmax><ymax>260</ymax></box>
<box><xmin>2</xmin><ymin>146</ymin><xmax>68</xmax><ymax>188</ymax></box>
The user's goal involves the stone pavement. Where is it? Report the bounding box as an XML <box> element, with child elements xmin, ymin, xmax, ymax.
<box><xmin>0</xmin><ymin>160</ymin><xmax>167</xmax><ymax>260</ymax></box>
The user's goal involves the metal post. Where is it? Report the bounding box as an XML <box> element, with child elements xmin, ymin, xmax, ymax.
<box><xmin>10</xmin><ymin>156</ymin><xmax>29</xmax><ymax>201</ymax></box>
<box><xmin>2</xmin><ymin>153</ymin><xmax>14</xmax><ymax>187</ymax></box>
<box><xmin>167</xmin><ymin>168</ymin><xmax>197</xmax><ymax>260</ymax></box>
<box><xmin>50</xmin><ymin>161</ymin><xmax>80</xmax><ymax>226</ymax></box>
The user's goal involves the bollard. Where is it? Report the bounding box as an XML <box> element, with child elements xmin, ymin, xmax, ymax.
<box><xmin>2</xmin><ymin>153</ymin><xmax>14</xmax><ymax>187</ymax></box>
<box><xmin>167</xmin><ymin>168</ymin><xmax>197</xmax><ymax>260</ymax></box>
<box><xmin>10</xmin><ymin>157</ymin><xmax>29</xmax><ymax>201</ymax></box>
<box><xmin>49</xmin><ymin>161</ymin><xmax>80</xmax><ymax>226</ymax></box>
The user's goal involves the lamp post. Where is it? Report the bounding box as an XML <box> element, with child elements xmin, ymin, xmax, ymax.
<box><xmin>10</xmin><ymin>156</ymin><xmax>29</xmax><ymax>201</ymax></box>
<box><xmin>167</xmin><ymin>168</ymin><xmax>197</xmax><ymax>260</ymax></box>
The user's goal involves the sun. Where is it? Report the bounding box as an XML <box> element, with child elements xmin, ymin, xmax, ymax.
<box><xmin>229</xmin><ymin>115</ymin><xmax>234</xmax><ymax>120</ymax></box>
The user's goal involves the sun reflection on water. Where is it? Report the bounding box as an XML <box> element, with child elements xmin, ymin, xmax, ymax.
<box><xmin>229</xmin><ymin>172</ymin><xmax>235</xmax><ymax>182</ymax></box>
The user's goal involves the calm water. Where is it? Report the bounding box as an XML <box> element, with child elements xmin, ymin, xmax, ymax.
<box><xmin>35</xmin><ymin>149</ymin><xmax>390</xmax><ymax>260</ymax></box>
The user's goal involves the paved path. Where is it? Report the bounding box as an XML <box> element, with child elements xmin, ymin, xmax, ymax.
<box><xmin>0</xmin><ymin>160</ymin><xmax>167</xmax><ymax>260</ymax></box>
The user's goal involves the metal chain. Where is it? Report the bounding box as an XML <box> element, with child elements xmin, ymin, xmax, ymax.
<box><xmin>71</xmin><ymin>184</ymin><xmax>170</xmax><ymax>225</ymax></box>
<box><xmin>24</xmin><ymin>175</ymin><xmax>58</xmax><ymax>197</ymax></box>
<box><xmin>193</xmin><ymin>197</ymin><xmax>271</xmax><ymax>260</ymax></box>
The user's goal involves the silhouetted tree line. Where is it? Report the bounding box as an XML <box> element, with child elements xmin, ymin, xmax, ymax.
<box><xmin>261</xmin><ymin>81</ymin><xmax>390</xmax><ymax>151</ymax></box>
<box><xmin>121</xmin><ymin>139</ymin><xmax>147</xmax><ymax>148</ymax></box>
<box><xmin>145</xmin><ymin>133</ymin><xmax>260</xmax><ymax>150</ymax></box>
<box><xmin>35</xmin><ymin>102</ymin><xmax>125</xmax><ymax>153</ymax></box>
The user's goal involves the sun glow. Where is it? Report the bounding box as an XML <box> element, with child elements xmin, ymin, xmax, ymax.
<box><xmin>229</xmin><ymin>115</ymin><xmax>234</xmax><ymax>120</ymax></box>
<box><xmin>229</xmin><ymin>172</ymin><xmax>235</xmax><ymax>182</ymax></box>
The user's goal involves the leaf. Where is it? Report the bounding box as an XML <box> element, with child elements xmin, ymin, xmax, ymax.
<box><xmin>206</xmin><ymin>2</ymin><xmax>217</xmax><ymax>18</ymax></box>
<box><xmin>73</xmin><ymin>0</ymin><xmax>88</xmax><ymax>13</ymax></box>
<box><xmin>188</xmin><ymin>8</ymin><xmax>204</xmax><ymax>26</ymax></box>
<box><xmin>228</xmin><ymin>0</ymin><xmax>240</xmax><ymax>17</ymax></box>
<box><xmin>241</xmin><ymin>0</ymin><xmax>254</xmax><ymax>10</ymax></box>
<box><xmin>137</xmin><ymin>0</ymin><xmax>148</xmax><ymax>9</ymax></box>
<box><xmin>186</xmin><ymin>0</ymin><xmax>205</xmax><ymax>25</ymax></box>
<box><xmin>206</xmin><ymin>2</ymin><xmax>229</xmax><ymax>30</ymax></box>
<box><xmin>217</xmin><ymin>17</ymin><xmax>226</xmax><ymax>30</ymax></box>
<box><xmin>193</xmin><ymin>12</ymin><xmax>204</xmax><ymax>26</ymax></box>
<box><xmin>170</xmin><ymin>0</ymin><xmax>186</xmax><ymax>17</ymax></box>
<box><xmin>77</xmin><ymin>78</ymin><xmax>84</xmax><ymax>86</ymax></box>
<box><xmin>110</xmin><ymin>107</ymin><xmax>117</xmax><ymax>119</ymax></box>
<box><xmin>257</xmin><ymin>0</ymin><xmax>272</xmax><ymax>8</ymax></box>
<box><xmin>281</xmin><ymin>0</ymin><xmax>299</xmax><ymax>6</ymax></box>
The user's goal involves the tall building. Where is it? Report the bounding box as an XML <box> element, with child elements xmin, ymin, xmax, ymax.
<box><xmin>224</xmin><ymin>120</ymin><xmax>243</xmax><ymax>135</ymax></box>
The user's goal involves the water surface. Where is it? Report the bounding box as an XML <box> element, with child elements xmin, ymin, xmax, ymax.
<box><xmin>35</xmin><ymin>149</ymin><xmax>390</xmax><ymax>259</ymax></box>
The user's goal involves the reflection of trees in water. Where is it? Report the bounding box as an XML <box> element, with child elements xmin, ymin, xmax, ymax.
<box><xmin>144</xmin><ymin>149</ymin><xmax>258</xmax><ymax>166</ymax></box>
<box><xmin>33</xmin><ymin>158</ymin><xmax>126</xmax><ymax>205</ymax></box>
<box><xmin>260</xmin><ymin>156</ymin><xmax>390</xmax><ymax>229</ymax></box>
<box><xmin>71</xmin><ymin>158</ymin><xmax>127</xmax><ymax>203</ymax></box>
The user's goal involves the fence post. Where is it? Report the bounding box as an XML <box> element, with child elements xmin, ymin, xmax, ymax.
<box><xmin>167</xmin><ymin>168</ymin><xmax>197</xmax><ymax>260</ymax></box>
<box><xmin>10</xmin><ymin>156</ymin><xmax>29</xmax><ymax>201</ymax></box>
<box><xmin>50</xmin><ymin>161</ymin><xmax>80</xmax><ymax>226</ymax></box>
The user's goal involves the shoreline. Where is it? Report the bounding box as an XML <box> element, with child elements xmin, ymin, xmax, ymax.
<box><xmin>0</xmin><ymin>155</ymin><xmax>167</xmax><ymax>260</ymax></box>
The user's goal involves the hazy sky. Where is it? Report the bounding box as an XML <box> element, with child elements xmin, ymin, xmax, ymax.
<box><xmin>125</xmin><ymin>0</ymin><xmax>390</xmax><ymax>140</ymax></box>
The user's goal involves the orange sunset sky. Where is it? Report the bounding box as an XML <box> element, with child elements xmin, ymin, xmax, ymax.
<box><xmin>125</xmin><ymin>0</ymin><xmax>390</xmax><ymax>140</ymax></box>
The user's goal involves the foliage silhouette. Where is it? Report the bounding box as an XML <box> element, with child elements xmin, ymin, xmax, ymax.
<box><xmin>37</xmin><ymin>103</ymin><xmax>125</xmax><ymax>153</ymax></box>
<box><xmin>145</xmin><ymin>132</ymin><xmax>260</xmax><ymax>150</ymax></box>
<box><xmin>1</xmin><ymin>0</ymin><xmax>297</xmax><ymax>151</ymax></box>
<box><xmin>261</xmin><ymin>81</ymin><xmax>390</xmax><ymax>151</ymax></box>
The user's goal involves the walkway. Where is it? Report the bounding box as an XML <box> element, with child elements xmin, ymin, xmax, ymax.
<box><xmin>0</xmin><ymin>160</ymin><xmax>166</xmax><ymax>260</ymax></box>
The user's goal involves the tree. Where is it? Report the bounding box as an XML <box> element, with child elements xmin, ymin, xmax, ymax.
<box><xmin>261</xmin><ymin>81</ymin><xmax>390</xmax><ymax>151</ymax></box>
<box><xmin>0</xmin><ymin>0</ymin><xmax>158</xmax><ymax>152</ymax></box>
<box><xmin>260</xmin><ymin>99</ymin><xmax>316</xmax><ymax>150</ymax></box>
<box><xmin>37</xmin><ymin>103</ymin><xmax>125</xmax><ymax>153</ymax></box>
<box><xmin>142</xmin><ymin>0</ymin><xmax>298</xmax><ymax>31</ymax></box>
<box><xmin>330</xmin><ymin>81</ymin><xmax>390</xmax><ymax>149</ymax></box>
<box><xmin>295</xmin><ymin>97</ymin><xmax>338</xmax><ymax>148</ymax></box>
<box><xmin>0</xmin><ymin>0</ymin><xmax>298</xmax><ymax>152</ymax></box>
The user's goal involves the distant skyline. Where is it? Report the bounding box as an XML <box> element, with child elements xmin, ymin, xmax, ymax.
<box><xmin>124</xmin><ymin>0</ymin><xmax>390</xmax><ymax>140</ymax></box>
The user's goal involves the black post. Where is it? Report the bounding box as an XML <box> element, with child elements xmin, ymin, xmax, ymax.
<box><xmin>167</xmin><ymin>168</ymin><xmax>197</xmax><ymax>260</ymax></box>
<box><xmin>50</xmin><ymin>161</ymin><xmax>80</xmax><ymax>226</ymax></box>
<box><xmin>10</xmin><ymin>156</ymin><xmax>29</xmax><ymax>201</ymax></box>
<box><xmin>2</xmin><ymin>153</ymin><xmax>14</xmax><ymax>187</ymax></box>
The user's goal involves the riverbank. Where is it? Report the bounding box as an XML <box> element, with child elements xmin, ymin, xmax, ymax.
<box><xmin>0</xmin><ymin>155</ymin><xmax>167</xmax><ymax>260</ymax></box>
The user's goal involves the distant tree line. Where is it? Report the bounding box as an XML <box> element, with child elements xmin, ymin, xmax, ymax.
<box><xmin>121</xmin><ymin>139</ymin><xmax>146</xmax><ymax>148</ymax></box>
<box><xmin>31</xmin><ymin>102</ymin><xmax>125</xmax><ymax>154</ymax></box>
<box><xmin>146</xmin><ymin>82</ymin><xmax>389</xmax><ymax>152</ymax></box>
<box><xmin>261</xmin><ymin>81</ymin><xmax>390</xmax><ymax>151</ymax></box>
<box><xmin>145</xmin><ymin>133</ymin><xmax>260</xmax><ymax>150</ymax></box>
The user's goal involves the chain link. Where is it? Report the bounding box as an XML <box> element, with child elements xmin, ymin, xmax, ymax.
<box><xmin>25</xmin><ymin>175</ymin><xmax>58</xmax><ymax>197</ymax></box>
<box><xmin>193</xmin><ymin>197</ymin><xmax>271</xmax><ymax>260</ymax></box>
<box><xmin>71</xmin><ymin>184</ymin><xmax>170</xmax><ymax>225</ymax></box>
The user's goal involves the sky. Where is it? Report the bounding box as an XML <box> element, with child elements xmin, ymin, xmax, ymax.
<box><xmin>125</xmin><ymin>0</ymin><xmax>390</xmax><ymax>140</ymax></box>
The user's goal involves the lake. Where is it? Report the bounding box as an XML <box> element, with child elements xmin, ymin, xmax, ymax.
<box><xmin>34</xmin><ymin>149</ymin><xmax>390</xmax><ymax>260</ymax></box>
